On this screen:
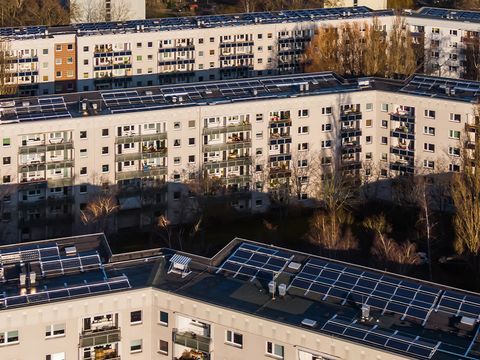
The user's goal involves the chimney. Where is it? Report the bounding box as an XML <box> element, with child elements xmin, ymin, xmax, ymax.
<box><xmin>29</xmin><ymin>271</ymin><xmax>36</xmax><ymax>285</ymax></box>
<box><xmin>278</xmin><ymin>283</ymin><xmax>287</xmax><ymax>297</ymax></box>
<box><xmin>20</xmin><ymin>273</ymin><xmax>26</xmax><ymax>287</ymax></box>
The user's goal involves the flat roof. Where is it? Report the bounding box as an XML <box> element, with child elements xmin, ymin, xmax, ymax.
<box><xmin>0</xmin><ymin>72</ymin><xmax>478</xmax><ymax>126</ymax></box>
<box><xmin>1</xmin><ymin>235</ymin><xmax>479</xmax><ymax>360</ymax></box>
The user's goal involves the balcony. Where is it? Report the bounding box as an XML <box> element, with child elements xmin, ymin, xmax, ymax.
<box><xmin>19</xmin><ymin>140</ymin><xmax>73</xmax><ymax>154</ymax></box>
<box><xmin>203</xmin><ymin>139</ymin><xmax>251</xmax><ymax>152</ymax></box>
<box><xmin>390</xmin><ymin>145</ymin><xmax>415</xmax><ymax>158</ymax></box>
<box><xmin>79</xmin><ymin>327</ymin><xmax>121</xmax><ymax>348</ymax></box>
<box><xmin>269</xmin><ymin>116</ymin><xmax>292</xmax><ymax>128</ymax></box>
<box><xmin>390</xmin><ymin>161</ymin><xmax>415</xmax><ymax>174</ymax></box>
<box><xmin>391</xmin><ymin>127</ymin><xmax>415</xmax><ymax>140</ymax></box>
<box><xmin>342</xmin><ymin>143</ymin><xmax>362</xmax><ymax>154</ymax></box>
<box><xmin>203</xmin><ymin>157</ymin><xmax>251</xmax><ymax>170</ymax></box>
<box><xmin>116</xmin><ymin>132</ymin><xmax>167</xmax><ymax>144</ymax></box>
<box><xmin>115</xmin><ymin>148</ymin><xmax>167</xmax><ymax>162</ymax></box>
<box><xmin>390</xmin><ymin>112</ymin><xmax>415</xmax><ymax>124</ymax></box>
<box><xmin>340</xmin><ymin>111</ymin><xmax>362</xmax><ymax>122</ymax></box>
<box><xmin>173</xmin><ymin>330</ymin><xmax>211</xmax><ymax>354</ymax></box>
<box><xmin>203</xmin><ymin>123</ymin><xmax>251</xmax><ymax>135</ymax></box>
<box><xmin>47</xmin><ymin>177</ymin><xmax>74</xmax><ymax>188</ymax></box>
<box><xmin>340</xmin><ymin>128</ymin><xmax>362</xmax><ymax>138</ymax></box>
<box><xmin>270</xmin><ymin>167</ymin><xmax>291</xmax><ymax>178</ymax></box>
<box><xmin>116</xmin><ymin>166</ymin><xmax>167</xmax><ymax>181</ymax></box>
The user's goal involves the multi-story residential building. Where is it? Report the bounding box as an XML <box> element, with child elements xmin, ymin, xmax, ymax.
<box><xmin>0</xmin><ymin>71</ymin><xmax>474</xmax><ymax>243</ymax></box>
<box><xmin>0</xmin><ymin>234</ymin><xmax>479</xmax><ymax>360</ymax></box>
<box><xmin>71</xmin><ymin>0</ymin><xmax>146</xmax><ymax>22</ymax></box>
<box><xmin>3</xmin><ymin>6</ymin><xmax>480</xmax><ymax>96</ymax></box>
<box><xmin>324</xmin><ymin>0</ymin><xmax>388</xmax><ymax>10</ymax></box>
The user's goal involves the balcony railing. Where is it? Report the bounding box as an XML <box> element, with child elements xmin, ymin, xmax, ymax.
<box><xmin>116</xmin><ymin>132</ymin><xmax>167</xmax><ymax>144</ymax></box>
<box><xmin>390</xmin><ymin>146</ymin><xmax>415</xmax><ymax>158</ymax></box>
<box><xmin>203</xmin><ymin>123</ymin><xmax>251</xmax><ymax>135</ymax></box>
<box><xmin>116</xmin><ymin>167</ymin><xmax>167</xmax><ymax>181</ymax></box>
<box><xmin>173</xmin><ymin>330</ymin><xmax>211</xmax><ymax>354</ymax></box>
<box><xmin>340</xmin><ymin>128</ymin><xmax>362</xmax><ymax>138</ymax></box>
<box><xmin>341</xmin><ymin>143</ymin><xmax>362</xmax><ymax>154</ymax></box>
<box><xmin>340</xmin><ymin>111</ymin><xmax>362</xmax><ymax>122</ymax></box>
<box><xmin>19</xmin><ymin>140</ymin><xmax>74</xmax><ymax>154</ymax></box>
<box><xmin>203</xmin><ymin>157</ymin><xmax>251</xmax><ymax>170</ymax></box>
<box><xmin>390</xmin><ymin>162</ymin><xmax>415</xmax><ymax>174</ymax></box>
<box><xmin>79</xmin><ymin>327</ymin><xmax>121</xmax><ymax>348</ymax></box>
<box><xmin>116</xmin><ymin>148</ymin><xmax>167</xmax><ymax>162</ymax></box>
<box><xmin>390</xmin><ymin>113</ymin><xmax>415</xmax><ymax>124</ymax></box>
<box><xmin>391</xmin><ymin>128</ymin><xmax>415</xmax><ymax>140</ymax></box>
<box><xmin>203</xmin><ymin>140</ymin><xmax>251</xmax><ymax>152</ymax></box>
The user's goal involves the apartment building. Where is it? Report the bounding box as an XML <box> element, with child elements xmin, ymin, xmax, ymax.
<box><xmin>3</xmin><ymin>6</ymin><xmax>480</xmax><ymax>96</ymax></box>
<box><xmin>71</xmin><ymin>0</ymin><xmax>147</xmax><ymax>22</ymax></box>
<box><xmin>0</xmin><ymin>234</ymin><xmax>479</xmax><ymax>360</ymax></box>
<box><xmin>324</xmin><ymin>0</ymin><xmax>388</xmax><ymax>10</ymax></box>
<box><xmin>0</xmin><ymin>71</ymin><xmax>474</xmax><ymax>243</ymax></box>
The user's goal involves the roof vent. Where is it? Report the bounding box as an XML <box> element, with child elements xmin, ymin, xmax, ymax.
<box><xmin>145</xmin><ymin>90</ymin><xmax>153</xmax><ymax>96</ymax></box>
<box><xmin>29</xmin><ymin>271</ymin><xmax>36</xmax><ymax>285</ymax></box>
<box><xmin>22</xmin><ymin>101</ymin><xmax>30</xmax><ymax>107</ymax></box>
<box><xmin>167</xmin><ymin>254</ymin><xmax>192</xmax><ymax>278</ymax></box>
<box><xmin>287</xmin><ymin>261</ymin><xmax>301</xmax><ymax>271</ymax></box>
<box><xmin>65</xmin><ymin>246</ymin><xmax>77</xmax><ymax>257</ymax></box>
<box><xmin>460</xmin><ymin>316</ymin><xmax>476</xmax><ymax>327</ymax></box>
<box><xmin>0</xmin><ymin>267</ymin><xmax>4</xmax><ymax>282</ymax></box>
<box><xmin>361</xmin><ymin>304</ymin><xmax>371</xmax><ymax>320</ymax></box>
<box><xmin>19</xmin><ymin>272</ymin><xmax>26</xmax><ymax>287</ymax></box>
<box><xmin>301</xmin><ymin>318</ymin><xmax>317</xmax><ymax>327</ymax></box>
<box><xmin>269</xmin><ymin>280</ymin><xmax>276</xmax><ymax>297</ymax></box>
<box><xmin>278</xmin><ymin>283</ymin><xmax>287</xmax><ymax>297</ymax></box>
<box><xmin>252</xmin><ymin>88</ymin><xmax>258</xmax><ymax>96</ymax></box>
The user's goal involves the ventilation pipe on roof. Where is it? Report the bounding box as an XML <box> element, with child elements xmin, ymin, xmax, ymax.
<box><xmin>29</xmin><ymin>271</ymin><xmax>36</xmax><ymax>286</ymax></box>
<box><xmin>269</xmin><ymin>280</ymin><xmax>276</xmax><ymax>300</ymax></box>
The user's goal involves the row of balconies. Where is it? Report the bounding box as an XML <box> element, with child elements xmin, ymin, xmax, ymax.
<box><xmin>115</xmin><ymin>148</ymin><xmax>167</xmax><ymax>162</ymax></box>
<box><xmin>203</xmin><ymin>122</ymin><xmax>251</xmax><ymax>135</ymax></box>
<box><xmin>19</xmin><ymin>140</ymin><xmax>74</xmax><ymax>154</ymax></box>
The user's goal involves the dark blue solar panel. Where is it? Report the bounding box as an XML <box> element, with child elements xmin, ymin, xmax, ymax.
<box><xmin>7</xmin><ymin>296</ymin><xmax>28</xmax><ymax>306</ymax></box>
<box><xmin>409</xmin><ymin>345</ymin><xmax>432</xmax><ymax>358</ymax></box>
<box><xmin>222</xmin><ymin>261</ymin><xmax>241</xmax><ymax>273</ymax></box>
<box><xmin>406</xmin><ymin>307</ymin><xmax>428</xmax><ymax>320</ymax></box>
<box><xmin>387</xmin><ymin>338</ymin><xmax>410</xmax><ymax>351</ymax></box>
<box><xmin>43</xmin><ymin>260</ymin><xmax>62</xmax><ymax>272</ymax></box>
<box><xmin>310</xmin><ymin>283</ymin><xmax>329</xmax><ymax>295</ymax></box>
<box><xmin>291</xmin><ymin>278</ymin><xmax>310</xmax><ymax>290</ymax></box>
<box><xmin>238</xmin><ymin>266</ymin><xmax>257</xmax><ymax>277</ymax></box>
<box><xmin>69</xmin><ymin>286</ymin><xmax>90</xmax><ymax>296</ymax></box>
<box><xmin>385</xmin><ymin>302</ymin><xmax>407</xmax><ymax>314</ymax></box>
<box><xmin>48</xmin><ymin>289</ymin><xmax>69</xmax><ymax>299</ymax></box>
<box><xmin>89</xmin><ymin>284</ymin><xmax>110</xmax><ymax>293</ymax></box>
<box><xmin>109</xmin><ymin>279</ymin><xmax>130</xmax><ymax>290</ymax></box>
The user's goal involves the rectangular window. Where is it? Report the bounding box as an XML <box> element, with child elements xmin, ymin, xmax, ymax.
<box><xmin>102</xmin><ymin>128</ymin><xmax>109</xmax><ymax>137</ymax></box>
<box><xmin>450</xmin><ymin>113</ymin><xmax>461</xmax><ymax>122</ymax></box>
<box><xmin>130</xmin><ymin>310</ymin><xmax>142</xmax><ymax>324</ymax></box>
<box><xmin>80</xmin><ymin>167</ymin><xmax>87</xmax><ymax>175</ymax></box>
<box><xmin>366</xmin><ymin>136</ymin><xmax>372</xmax><ymax>144</ymax></box>
<box><xmin>298</xmin><ymin>143</ymin><xmax>308</xmax><ymax>151</ymax></box>
<box><xmin>159</xmin><ymin>311</ymin><xmax>168</xmax><ymax>325</ymax></box>
<box><xmin>80</xmin><ymin>148</ymin><xmax>87</xmax><ymax>157</ymax></box>
<box><xmin>424</xmin><ymin>110</ymin><xmax>436</xmax><ymax>119</ymax></box>
<box><xmin>366</xmin><ymin>103</ymin><xmax>373</xmax><ymax>111</ymax></box>
<box><xmin>2</xmin><ymin>138</ymin><xmax>10</xmax><ymax>146</ymax></box>
<box><xmin>449</xmin><ymin>130</ymin><xmax>461</xmax><ymax>139</ymax></box>
<box><xmin>80</xmin><ymin>131</ymin><xmax>87</xmax><ymax>139</ymax></box>
<box><xmin>381</xmin><ymin>103</ymin><xmax>389</xmax><ymax>112</ymax></box>
<box><xmin>321</xmin><ymin>124</ymin><xmax>332</xmax><ymax>132</ymax></box>
<box><xmin>226</xmin><ymin>330</ymin><xmax>243</xmax><ymax>347</ymax></box>
<box><xmin>381</xmin><ymin>120</ymin><xmax>388</xmax><ymax>128</ymax></box>
<box><xmin>130</xmin><ymin>339</ymin><xmax>142</xmax><ymax>353</ymax></box>
<box><xmin>159</xmin><ymin>340</ymin><xmax>168</xmax><ymax>354</ymax></box>
<box><xmin>0</xmin><ymin>330</ymin><xmax>19</xmax><ymax>345</ymax></box>
<box><xmin>424</xmin><ymin>143</ymin><xmax>435</xmax><ymax>152</ymax></box>
<box><xmin>423</xmin><ymin>160</ymin><xmax>435</xmax><ymax>169</ymax></box>
<box><xmin>102</xmin><ymin>164</ymin><xmax>109</xmax><ymax>173</ymax></box>
<box><xmin>102</xmin><ymin>146</ymin><xmax>109</xmax><ymax>155</ymax></box>
<box><xmin>188</xmin><ymin>138</ymin><xmax>195</xmax><ymax>145</ymax></box>
<box><xmin>321</xmin><ymin>107</ymin><xmax>332</xmax><ymax>115</ymax></box>
<box><xmin>298</xmin><ymin>126</ymin><xmax>309</xmax><ymax>134</ymax></box>
<box><xmin>45</xmin><ymin>353</ymin><xmax>65</xmax><ymax>360</ymax></box>
<box><xmin>266</xmin><ymin>341</ymin><xmax>284</xmax><ymax>359</ymax></box>
<box><xmin>424</xmin><ymin>126</ymin><xmax>435</xmax><ymax>135</ymax></box>
<box><xmin>381</xmin><ymin>136</ymin><xmax>388</xmax><ymax>145</ymax></box>
<box><xmin>45</xmin><ymin>324</ymin><xmax>65</xmax><ymax>338</ymax></box>
<box><xmin>449</xmin><ymin>147</ymin><xmax>460</xmax><ymax>156</ymax></box>
<box><xmin>298</xmin><ymin>109</ymin><xmax>309</xmax><ymax>117</ymax></box>
<box><xmin>321</xmin><ymin>140</ymin><xmax>332</xmax><ymax>148</ymax></box>
<box><xmin>365</xmin><ymin>119</ymin><xmax>372</xmax><ymax>127</ymax></box>
<box><xmin>188</xmin><ymin>120</ymin><xmax>196</xmax><ymax>128</ymax></box>
<box><xmin>2</xmin><ymin>157</ymin><xmax>10</xmax><ymax>165</ymax></box>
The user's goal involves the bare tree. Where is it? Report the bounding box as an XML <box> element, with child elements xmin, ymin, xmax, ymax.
<box><xmin>80</xmin><ymin>193</ymin><xmax>119</xmax><ymax>233</ymax></box>
<box><xmin>463</xmin><ymin>32</ymin><xmax>480</xmax><ymax>81</ymax></box>
<box><xmin>71</xmin><ymin>0</ymin><xmax>132</xmax><ymax>22</ymax></box>
<box><xmin>0</xmin><ymin>40</ymin><xmax>17</xmax><ymax>96</ymax></box>
<box><xmin>451</xmin><ymin>110</ymin><xmax>480</xmax><ymax>273</ymax></box>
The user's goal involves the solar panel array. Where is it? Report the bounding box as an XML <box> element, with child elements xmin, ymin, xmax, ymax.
<box><xmin>74</xmin><ymin>7</ymin><xmax>383</xmax><ymax>35</ymax></box>
<box><xmin>101</xmin><ymin>73</ymin><xmax>349</xmax><ymax>113</ymax></box>
<box><xmin>0</xmin><ymin>275</ymin><xmax>131</xmax><ymax>309</ymax></box>
<box><xmin>288</xmin><ymin>258</ymin><xmax>441</xmax><ymax>322</ymax></box>
<box><xmin>0</xmin><ymin>26</ymin><xmax>47</xmax><ymax>39</ymax></box>
<box><xmin>436</xmin><ymin>290</ymin><xmax>480</xmax><ymax>320</ymax></box>
<box><xmin>401</xmin><ymin>75</ymin><xmax>480</xmax><ymax>100</ymax></box>
<box><xmin>322</xmin><ymin>315</ymin><xmax>440</xmax><ymax>359</ymax></box>
<box><xmin>0</xmin><ymin>242</ymin><xmax>59</xmax><ymax>265</ymax></box>
<box><xmin>39</xmin><ymin>252</ymin><xmax>102</xmax><ymax>276</ymax></box>
<box><xmin>216</xmin><ymin>243</ymin><xmax>293</xmax><ymax>281</ymax></box>
<box><xmin>418</xmin><ymin>8</ymin><xmax>480</xmax><ymax>22</ymax></box>
<box><xmin>0</xmin><ymin>97</ymin><xmax>72</xmax><ymax>123</ymax></box>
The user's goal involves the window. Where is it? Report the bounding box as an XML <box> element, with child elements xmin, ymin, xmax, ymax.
<box><xmin>159</xmin><ymin>311</ymin><xmax>168</xmax><ymax>325</ymax></box>
<box><xmin>432</xmin><ymin>27</ymin><xmax>440</xmax><ymax>34</ymax></box>
<box><xmin>381</xmin><ymin>137</ymin><xmax>388</xmax><ymax>145</ymax></box>
<box><xmin>102</xmin><ymin>164</ymin><xmax>109</xmax><ymax>173</ymax></box>
<box><xmin>321</xmin><ymin>140</ymin><xmax>332</xmax><ymax>148</ymax></box>
<box><xmin>2</xmin><ymin>157</ymin><xmax>10</xmax><ymax>165</ymax></box>
<box><xmin>130</xmin><ymin>310</ymin><xmax>142</xmax><ymax>324</ymax></box>
<box><xmin>366</xmin><ymin>136</ymin><xmax>372</xmax><ymax>144</ymax></box>
<box><xmin>0</xmin><ymin>330</ymin><xmax>19</xmax><ymax>345</ymax></box>
<box><xmin>449</xmin><ymin>130</ymin><xmax>461</xmax><ymax>139</ymax></box>
<box><xmin>298</xmin><ymin>159</ymin><xmax>308</xmax><ymax>167</ymax></box>
<box><xmin>80</xmin><ymin>131</ymin><xmax>87</xmax><ymax>139</ymax></box>
<box><xmin>102</xmin><ymin>146</ymin><xmax>109</xmax><ymax>155</ymax></box>
<box><xmin>188</xmin><ymin>138</ymin><xmax>195</xmax><ymax>145</ymax></box>
<box><xmin>256</xmin><ymin>131</ymin><xmax>263</xmax><ymax>139</ymax></box>
<box><xmin>298</xmin><ymin>109</ymin><xmax>309</xmax><ymax>117</ymax></box>
<box><xmin>80</xmin><ymin>167</ymin><xmax>87</xmax><ymax>175</ymax></box>
<box><xmin>450</xmin><ymin>113</ymin><xmax>461</xmax><ymax>122</ymax></box>
<box><xmin>226</xmin><ymin>330</ymin><xmax>243</xmax><ymax>347</ymax></box>
<box><xmin>188</xmin><ymin>120</ymin><xmax>196</xmax><ymax>128</ymax></box>
<box><xmin>66</xmin><ymin>56</ymin><xmax>73</xmax><ymax>64</ymax></box>
<box><xmin>148</xmin><ymin>41</ymin><xmax>153</xmax><ymax>47</ymax></box>
<box><xmin>174</xmin><ymin>122</ymin><xmax>181</xmax><ymax>129</ymax></box>
<box><xmin>449</xmin><ymin>147</ymin><xmax>460</xmax><ymax>156</ymax></box>
<box><xmin>130</xmin><ymin>339</ymin><xmax>142</xmax><ymax>353</ymax></box>
<box><xmin>79</xmin><ymin>185</ymin><xmax>87</xmax><ymax>193</ymax></box>
<box><xmin>80</xmin><ymin>148</ymin><xmax>87</xmax><ymax>157</ymax></box>
<box><xmin>102</xmin><ymin>128</ymin><xmax>109</xmax><ymax>137</ymax></box>
<box><xmin>2</xmin><ymin>175</ymin><xmax>10</xmax><ymax>184</ymax></box>
<box><xmin>381</xmin><ymin>103</ymin><xmax>388</xmax><ymax>112</ymax></box>
<box><xmin>83</xmin><ymin>46</ymin><xmax>89</xmax><ymax>52</ymax></box>
<box><xmin>450</xmin><ymin>29</ymin><xmax>458</xmax><ymax>36</ymax></box>
<box><xmin>210</xmin><ymin>37</ymin><xmax>215</xmax><ymax>42</ymax></box>
<box><xmin>174</xmin><ymin>157</ymin><xmax>181</xmax><ymax>165</ymax></box>
<box><xmin>136</xmin><ymin>55</ymin><xmax>142</xmax><ymax>61</ymax></box>
<box><xmin>198</xmin><ymin>38</ymin><xmax>204</xmax><ymax>44</ymax></box>
<box><xmin>45</xmin><ymin>353</ymin><xmax>65</xmax><ymax>360</ymax></box>
<box><xmin>366</xmin><ymin>152</ymin><xmax>372</xmax><ymax>160</ymax></box>
<box><xmin>298</xmin><ymin>126</ymin><xmax>309</xmax><ymax>134</ymax></box>
<box><xmin>298</xmin><ymin>143</ymin><xmax>308</xmax><ymax>151</ymax></box>
<box><xmin>2</xmin><ymin>138</ymin><xmax>10</xmax><ymax>146</ymax></box>
<box><xmin>321</xmin><ymin>107</ymin><xmax>332</xmax><ymax>115</ymax></box>
<box><xmin>45</xmin><ymin>324</ymin><xmax>65</xmax><ymax>338</ymax></box>
<box><xmin>256</xmin><ymin>148</ymin><xmax>263</xmax><ymax>155</ymax></box>
<box><xmin>449</xmin><ymin>164</ymin><xmax>460</xmax><ymax>172</ymax></box>
<box><xmin>256</xmin><ymin>113</ymin><xmax>263</xmax><ymax>122</ymax></box>
<box><xmin>266</xmin><ymin>341</ymin><xmax>284</xmax><ymax>359</ymax></box>
<box><xmin>365</xmin><ymin>119</ymin><xmax>372</xmax><ymax>127</ymax></box>
<box><xmin>424</xmin><ymin>143</ymin><xmax>435</xmax><ymax>152</ymax></box>
<box><xmin>267</xmin><ymin>33</ymin><xmax>273</xmax><ymax>38</ymax></box>
<box><xmin>55</xmin><ymin>58</ymin><xmax>62</xmax><ymax>65</ymax></box>
<box><xmin>56</xmin><ymin>71</ymin><xmax>62</xmax><ymax>77</ymax></box>
<box><xmin>188</xmin><ymin>155</ymin><xmax>195</xmax><ymax>163</ymax></box>
<box><xmin>55</xmin><ymin>44</ymin><xmax>61</xmax><ymax>51</ymax></box>
<box><xmin>424</xmin><ymin>109</ymin><xmax>436</xmax><ymax>118</ymax></box>
<box><xmin>136</xmin><ymin>42</ymin><xmax>142</xmax><ymax>48</ymax></box>
<box><xmin>366</xmin><ymin>103</ymin><xmax>373</xmax><ymax>111</ymax></box>
<box><xmin>159</xmin><ymin>340</ymin><xmax>168</xmax><ymax>354</ymax></box>
<box><xmin>321</xmin><ymin>124</ymin><xmax>332</xmax><ymax>132</ymax></box>
<box><xmin>173</xmin><ymin>139</ymin><xmax>181</xmax><ymax>147</ymax></box>
<box><xmin>43</xmin><ymin>49</ymin><xmax>48</xmax><ymax>54</ymax></box>
<box><xmin>424</xmin><ymin>160</ymin><xmax>435</xmax><ymax>169</ymax></box>
<box><xmin>424</xmin><ymin>126</ymin><xmax>435</xmax><ymax>135</ymax></box>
